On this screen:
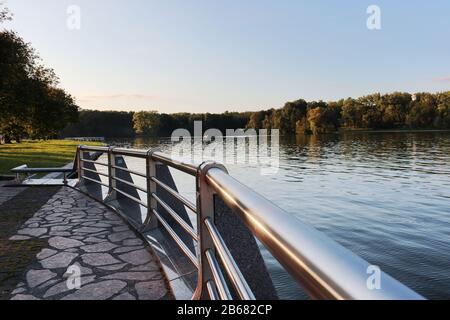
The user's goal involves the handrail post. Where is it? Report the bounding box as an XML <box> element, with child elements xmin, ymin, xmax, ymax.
<box><xmin>143</xmin><ymin>149</ymin><xmax>158</xmax><ymax>230</ymax></box>
<box><xmin>107</xmin><ymin>146</ymin><xmax>117</xmax><ymax>199</ymax></box>
<box><xmin>76</xmin><ymin>145</ymin><xmax>83</xmax><ymax>184</ymax></box>
<box><xmin>193</xmin><ymin>161</ymin><xmax>229</xmax><ymax>300</ymax></box>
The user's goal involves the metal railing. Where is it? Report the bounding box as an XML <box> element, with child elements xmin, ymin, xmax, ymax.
<box><xmin>76</xmin><ymin>145</ymin><xmax>424</xmax><ymax>300</ymax></box>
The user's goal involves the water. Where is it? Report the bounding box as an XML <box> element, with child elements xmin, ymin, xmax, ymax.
<box><xmin>108</xmin><ymin>131</ymin><xmax>450</xmax><ymax>299</ymax></box>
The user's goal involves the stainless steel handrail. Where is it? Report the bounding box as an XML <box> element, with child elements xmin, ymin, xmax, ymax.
<box><xmin>205</xmin><ymin>168</ymin><xmax>424</xmax><ymax>300</ymax></box>
<box><xmin>151</xmin><ymin>176</ymin><xmax>197</xmax><ymax>213</ymax></box>
<box><xmin>76</xmin><ymin>145</ymin><xmax>424</xmax><ymax>301</ymax></box>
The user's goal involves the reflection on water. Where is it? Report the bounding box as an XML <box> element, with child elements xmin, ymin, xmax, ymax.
<box><xmin>108</xmin><ymin>131</ymin><xmax>450</xmax><ymax>299</ymax></box>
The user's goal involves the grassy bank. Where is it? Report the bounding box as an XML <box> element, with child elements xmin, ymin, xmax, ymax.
<box><xmin>0</xmin><ymin>140</ymin><xmax>103</xmax><ymax>176</ymax></box>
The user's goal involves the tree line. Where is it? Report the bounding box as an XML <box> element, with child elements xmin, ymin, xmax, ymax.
<box><xmin>247</xmin><ymin>92</ymin><xmax>450</xmax><ymax>135</ymax></box>
<box><xmin>60</xmin><ymin>110</ymin><xmax>251</xmax><ymax>138</ymax></box>
<box><xmin>59</xmin><ymin>91</ymin><xmax>450</xmax><ymax>140</ymax></box>
<box><xmin>0</xmin><ymin>3</ymin><xmax>78</xmax><ymax>143</ymax></box>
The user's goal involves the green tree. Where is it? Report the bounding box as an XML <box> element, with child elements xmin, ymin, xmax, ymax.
<box><xmin>1</xmin><ymin>4</ymin><xmax>78</xmax><ymax>142</ymax></box>
<box><xmin>406</xmin><ymin>93</ymin><xmax>437</xmax><ymax>128</ymax></box>
<box><xmin>436</xmin><ymin>91</ymin><xmax>450</xmax><ymax>128</ymax></box>
<box><xmin>133</xmin><ymin>111</ymin><xmax>161</xmax><ymax>136</ymax></box>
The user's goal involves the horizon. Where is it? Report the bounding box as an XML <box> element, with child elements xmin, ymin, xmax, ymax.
<box><xmin>3</xmin><ymin>0</ymin><xmax>450</xmax><ymax>113</ymax></box>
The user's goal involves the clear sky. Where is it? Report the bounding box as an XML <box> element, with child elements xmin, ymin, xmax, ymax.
<box><xmin>3</xmin><ymin>0</ymin><xmax>450</xmax><ymax>113</ymax></box>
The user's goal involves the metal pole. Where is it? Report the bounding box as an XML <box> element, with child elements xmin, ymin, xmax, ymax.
<box><xmin>76</xmin><ymin>146</ymin><xmax>83</xmax><ymax>184</ymax></box>
<box><xmin>107</xmin><ymin>147</ymin><xmax>117</xmax><ymax>200</ymax></box>
<box><xmin>143</xmin><ymin>149</ymin><xmax>158</xmax><ymax>230</ymax></box>
<box><xmin>193</xmin><ymin>161</ymin><xmax>228</xmax><ymax>300</ymax></box>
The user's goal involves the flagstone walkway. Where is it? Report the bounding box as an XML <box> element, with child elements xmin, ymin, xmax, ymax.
<box><xmin>1</xmin><ymin>186</ymin><xmax>172</xmax><ymax>300</ymax></box>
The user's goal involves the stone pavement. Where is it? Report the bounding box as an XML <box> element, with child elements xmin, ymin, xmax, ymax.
<box><xmin>2</xmin><ymin>186</ymin><xmax>172</xmax><ymax>300</ymax></box>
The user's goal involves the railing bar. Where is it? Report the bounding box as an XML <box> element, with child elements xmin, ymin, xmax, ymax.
<box><xmin>151</xmin><ymin>193</ymin><xmax>198</xmax><ymax>241</ymax></box>
<box><xmin>206</xmin><ymin>281</ymin><xmax>219</xmax><ymax>301</ymax></box>
<box><xmin>112</xmin><ymin>176</ymin><xmax>147</xmax><ymax>193</ymax></box>
<box><xmin>151</xmin><ymin>177</ymin><xmax>197</xmax><ymax>213</ymax></box>
<box><xmin>112</xmin><ymin>187</ymin><xmax>147</xmax><ymax>207</ymax></box>
<box><xmin>81</xmin><ymin>167</ymin><xmax>109</xmax><ymax>177</ymax></box>
<box><xmin>80</xmin><ymin>159</ymin><xmax>109</xmax><ymax>167</ymax></box>
<box><xmin>205</xmin><ymin>250</ymin><xmax>233</xmax><ymax>300</ymax></box>
<box><xmin>204</xmin><ymin>218</ymin><xmax>255</xmax><ymax>300</ymax></box>
<box><xmin>151</xmin><ymin>152</ymin><xmax>197</xmax><ymax>176</ymax></box>
<box><xmin>79</xmin><ymin>146</ymin><xmax>110</xmax><ymax>152</ymax></box>
<box><xmin>110</xmin><ymin>148</ymin><xmax>148</xmax><ymax>158</ymax></box>
<box><xmin>111</xmin><ymin>165</ymin><xmax>147</xmax><ymax>178</ymax></box>
<box><xmin>81</xmin><ymin>175</ymin><xmax>109</xmax><ymax>188</ymax></box>
<box><xmin>152</xmin><ymin>209</ymin><xmax>199</xmax><ymax>268</ymax></box>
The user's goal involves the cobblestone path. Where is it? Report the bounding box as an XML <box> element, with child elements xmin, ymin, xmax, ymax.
<box><xmin>2</xmin><ymin>186</ymin><xmax>172</xmax><ymax>300</ymax></box>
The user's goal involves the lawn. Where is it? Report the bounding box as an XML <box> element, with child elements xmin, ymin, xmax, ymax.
<box><xmin>0</xmin><ymin>140</ymin><xmax>104</xmax><ymax>176</ymax></box>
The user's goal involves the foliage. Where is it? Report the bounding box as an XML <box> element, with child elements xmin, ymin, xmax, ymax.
<box><xmin>0</xmin><ymin>4</ymin><xmax>78</xmax><ymax>143</ymax></box>
<box><xmin>247</xmin><ymin>91</ymin><xmax>450</xmax><ymax>135</ymax></box>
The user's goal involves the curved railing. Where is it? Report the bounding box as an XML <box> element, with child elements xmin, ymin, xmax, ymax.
<box><xmin>76</xmin><ymin>145</ymin><xmax>424</xmax><ymax>300</ymax></box>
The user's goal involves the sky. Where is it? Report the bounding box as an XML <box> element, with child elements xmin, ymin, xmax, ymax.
<box><xmin>3</xmin><ymin>0</ymin><xmax>450</xmax><ymax>113</ymax></box>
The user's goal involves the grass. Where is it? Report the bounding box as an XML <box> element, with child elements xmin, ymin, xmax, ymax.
<box><xmin>0</xmin><ymin>140</ymin><xmax>104</xmax><ymax>176</ymax></box>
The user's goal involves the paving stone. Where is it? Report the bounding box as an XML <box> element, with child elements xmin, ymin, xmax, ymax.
<box><xmin>49</xmin><ymin>236</ymin><xmax>84</xmax><ymax>250</ymax></box>
<box><xmin>44</xmin><ymin>276</ymin><xmax>96</xmax><ymax>298</ymax></box>
<box><xmin>50</xmin><ymin>226</ymin><xmax>72</xmax><ymax>232</ymax></box>
<box><xmin>18</xmin><ymin>228</ymin><xmax>48</xmax><ymax>237</ymax></box>
<box><xmin>84</xmin><ymin>236</ymin><xmax>107</xmax><ymax>243</ymax></box>
<box><xmin>37</xmin><ymin>279</ymin><xmax>59</xmax><ymax>290</ymax></box>
<box><xmin>73</xmin><ymin>227</ymin><xmax>107</xmax><ymax>234</ymax></box>
<box><xmin>108</xmin><ymin>231</ymin><xmax>135</xmax><ymax>243</ymax></box>
<box><xmin>37</xmin><ymin>248</ymin><xmax>58</xmax><ymax>260</ymax></box>
<box><xmin>26</xmin><ymin>269</ymin><xmax>57</xmax><ymax>288</ymax></box>
<box><xmin>9</xmin><ymin>235</ymin><xmax>31</xmax><ymax>241</ymax></box>
<box><xmin>113</xmin><ymin>226</ymin><xmax>130</xmax><ymax>232</ymax></box>
<box><xmin>89</xmin><ymin>222</ymin><xmax>113</xmax><ymax>228</ymax></box>
<box><xmin>113</xmin><ymin>246</ymin><xmax>145</xmax><ymax>254</ymax></box>
<box><xmin>61</xmin><ymin>280</ymin><xmax>126</xmax><ymax>300</ymax></box>
<box><xmin>102</xmin><ymin>272</ymin><xmax>161</xmax><ymax>281</ymax></box>
<box><xmin>113</xmin><ymin>292</ymin><xmax>136</xmax><ymax>300</ymax></box>
<box><xmin>11</xmin><ymin>294</ymin><xmax>40</xmax><ymax>300</ymax></box>
<box><xmin>11</xmin><ymin>287</ymin><xmax>26</xmax><ymax>295</ymax></box>
<box><xmin>130</xmin><ymin>262</ymin><xmax>160</xmax><ymax>272</ymax></box>
<box><xmin>40</xmin><ymin>252</ymin><xmax>78</xmax><ymax>269</ymax></box>
<box><xmin>118</xmin><ymin>249</ymin><xmax>152</xmax><ymax>266</ymax></box>
<box><xmin>81</xmin><ymin>253</ymin><xmax>120</xmax><ymax>266</ymax></box>
<box><xmin>97</xmin><ymin>263</ymin><xmax>128</xmax><ymax>271</ymax></box>
<box><xmin>27</xmin><ymin>223</ymin><xmax>40</xmax><ymax>228</ymax></box>
<box><xmin>123</xmin><ymin>239</ymin><xmax>143</xmax><ymax>246</ymax></box>
<box><xmin>135</xmin><ymin>281</ymin><xmax>167</xmax><ymax>300</ymax></box>
<box><xmin>81</xmin><ymin>242</ymin><xmax>118</xmax><ymax>253</ymax></box>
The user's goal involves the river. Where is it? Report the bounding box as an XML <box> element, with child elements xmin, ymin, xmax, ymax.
<box><xmin>106</xmin><ymin>131</ymin><xmax>450</xmax><ymax>299</ymax></box>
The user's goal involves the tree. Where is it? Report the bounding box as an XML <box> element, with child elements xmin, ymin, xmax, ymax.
<box><xmin>406</xmin><ymin>93</ymin><xmax>437</xmax><ymax>128</ymax></box>
<box><xmin>379</xmin><ymin>92</ymin><xmax>412</xmax><ymax>128</ymax></box>
<box><xmin>0</xmin><ymin>2</ymin><xmax>11</xmax><ymax>23</ymax></box>
<box><xmin>133</xmin><ymin>111</ymin><xmax>161</xmax><ymax>136</ymax></box>
<box><xmin>1</xmin><ymin>4</ymin><xmax>78</xmax><ymax>142</ymax></box>
<box><xmin>307</xmin><ymin>102</ymin><xmax>337</xmax><ymax>135</ymax></box>
<box><xmin>436</xmin><ymin>92</ymin><xmax>450</xmax><ymax>128</ymax></box>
